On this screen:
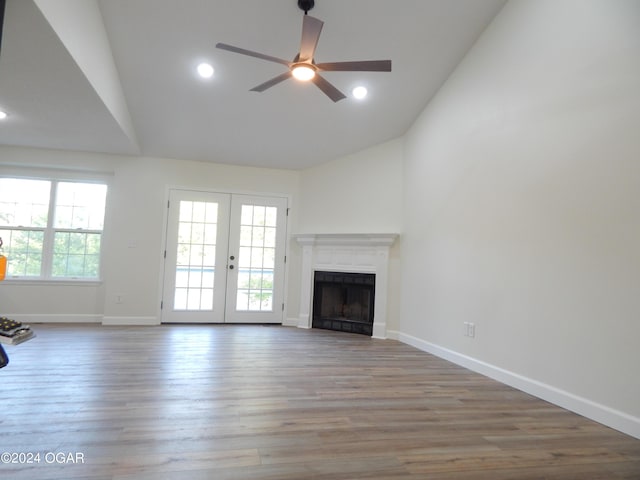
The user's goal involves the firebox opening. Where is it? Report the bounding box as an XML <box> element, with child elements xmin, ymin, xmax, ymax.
<box><xmin>312</xmin><ymin>271</ymin><xmax>375</xmax><ymax>336</ymax></box>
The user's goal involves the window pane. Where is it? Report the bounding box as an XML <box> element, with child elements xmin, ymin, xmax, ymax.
<box><xmin>55</xmin><ymin>182</ymin><xmax>107</xmax><ymax>230</ymax></box>
<box><xmin>177</xmin><ymin>244</ymin><xmax>190</xmax><ymax>266</ymax></box>
<box><xmin>52</xmin><ymin>232</ymin><xmax>101</xmax><ymax>278</ymax></box>
<box><xmin>203</xmin><ymin>224</ymin><xmax>217</xmax><ymax>245</ymax></box>
<box><xmin>200</xmin><ymin>288</ymin><xmax>214</xmax><ymax>310</ymax></box>
<box><xmin>251</xmin><ymin>248</ymin><xmax>264</xmax><ymax>268</ymax></box>
<box><xmin>263</xmin><ymin>248</ymin><xmax>275</xmax><ymax>269</ymax></box>
<box><xmin>178</xmin><ymin>222</ymin><xmax>192</xmax><ymax>244</ymax></box>
<box><xmin>238</xmin><ymin>246</ymin><xmax>251</xmax><ymax>268</ymax></box>
<box><xmin>187</xmin><ymin>288</ymin><xmax>201</xmax><ymax>310</ymax></box>
<box><xmin>239</xmin><ymin>226</ymin><xmax>253</xmax><ymax>246</ymax></box>
<box><xmin>253</xmin><ymin>206</ymin><xmax>266</xmax><ymax>226</ymax></box>
<box><xmin>240</xmin><ymin>205</ymin><xmax>253</xmax><ymax>225</ymax></box>
<box><xmin>265</xmin><ymin>207</ymin><xmax>277</xmax><ymax>227</ymax></box>
<box><xmin>252</xmin><ymin>227</ymin><xmax>265</xmax><ymax>247</ymax></box>
<box><xmin>0</xmin><ymin>178</ymin><xmax>51</xmax><ymax>227</ymax></box>
<box><xmin>0</xmin><ymin>229</ymin><xmax>44</xmax><ymax>277</ymax></box>
<box><xmin>264</xmin><ymin>227</ymin><xmax>276</xmax><ymax>248</ymax></box>
<box><xmin>174</xmin><ymin>288</ymin><xmax>188</xmax><ymax>309</ymax></box>
<box><xmin>202</xmin><ymin>245</ymin><xmax>216</xmax><ymax>267</ymax></box>
<box><xmin>176</xmin><ymin>267</ymin><xmax>189</xmax><ymax>288</ymax></box>
<box><xmin>192</xmin><ymin>202</ymin><xmax>206</xmax><ymax>223</ymax></box>
<box><xmin>236</xmin><ymin>289</ymin><xmax>249</xmax><ymax>310</ymax></box>
<box><xmin>261</xmin><ymin>292</ymin><xmax>273</xmax><ymax>311</ymax></box>
<box><xmin>179</xmin><ymin>201</ymin><xmax>193</xmax><ymax>222</ymax></box>
<box><xmin>202</xmin><ymin>268</ymin><xmax>214</xmax><ymax>289</ymax></box>
<box><xmin>204</xmin><ymin>203</ymin><xmax>218</xmax><ymax>223</ymax></box>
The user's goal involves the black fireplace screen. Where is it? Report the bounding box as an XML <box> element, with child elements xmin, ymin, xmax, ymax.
<box><xmin>312</xmin><ymin>271</ymin><xmax>375</xmax><ymax>336</ymax></box>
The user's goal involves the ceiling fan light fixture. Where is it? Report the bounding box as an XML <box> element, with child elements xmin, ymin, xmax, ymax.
<box><xmin>291</xmin><ymin>64</ymin><xmax>316</xmax><ymax>81</ymax></box>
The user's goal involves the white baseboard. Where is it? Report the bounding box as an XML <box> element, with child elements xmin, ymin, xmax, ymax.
<box><xmin>397</xmin><ymin>332</ymin><xmax>640</xmax><ymax>440</ymax></box>
<box><xmin>297</xmin><ymin>314</ymin><xmax>311</xmax><ymax>329</ymax></box>
<box><xmin>283</xmin><ymin>317</ymin><xmax>299</xmax><ymax>327</ymax></box>
<box><xmin>385</xmin><ymin>329</ymin><xmax>401</xmax><ymax>341</ymax></box>
<box><xmin>372</xmin><ymin>321</ymin><xmax>387</xmax><ymax>340</ymax></box>
<box><xmin>6</xmin><ymin>314</ymin><xmax>101</xmax><ymax>324</ymax></box>
<box><xmin>102</xmin><ymin>316</ymin><xmax>159</xmax><ymax>326</ymax></box>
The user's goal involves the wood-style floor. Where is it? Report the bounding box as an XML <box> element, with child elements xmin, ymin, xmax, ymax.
<box><xmin>1</xmin><ymin>324</ymin><xmax>638</xmax><ymax>479</ymax></box>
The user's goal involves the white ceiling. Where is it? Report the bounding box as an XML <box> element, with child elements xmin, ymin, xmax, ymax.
<box><xmin>0</xmin><ymin>0</ymin><xmax>505</xmax><ymax>169</ymax></box>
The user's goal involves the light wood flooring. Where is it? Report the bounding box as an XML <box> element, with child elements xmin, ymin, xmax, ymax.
<box><xmin>1</xmin><ymin>324</ymin><xmax>639</xmax><ymax>479</ymax></box>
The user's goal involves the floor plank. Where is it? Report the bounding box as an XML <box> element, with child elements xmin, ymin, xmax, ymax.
<box><xmin>0</xmin><ymin>324</ymin><xmax>638</xmax><ymax>479</ymax></box>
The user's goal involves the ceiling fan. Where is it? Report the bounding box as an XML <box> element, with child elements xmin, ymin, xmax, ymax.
<box><xmin>216</xmin><ymin>0</ymin><xmax>391</xmax><ymax>102</ymax></box>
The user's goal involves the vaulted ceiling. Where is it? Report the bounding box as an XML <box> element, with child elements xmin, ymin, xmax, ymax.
<box><xmin>0</xmin><ymin>0</ymin><xmax>505</xmax><ymax>169</ymax></box>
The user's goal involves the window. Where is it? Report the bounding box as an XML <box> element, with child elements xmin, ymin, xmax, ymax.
<box><xmin>0</xmin><ymin>177</ymin><xmax>107</xmax><ymax>280</ymax></box>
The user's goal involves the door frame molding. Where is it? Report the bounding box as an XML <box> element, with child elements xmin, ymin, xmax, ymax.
<box><xmin>157</xmin><ymin>185</ymin><xmax>292</xmax><ymax>324</ymax></box>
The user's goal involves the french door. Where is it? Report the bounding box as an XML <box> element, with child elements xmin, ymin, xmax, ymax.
<box><xmin>161</xmin><ymin>189</ymin><xmax>287</xmax><ymax>323</ymax></box>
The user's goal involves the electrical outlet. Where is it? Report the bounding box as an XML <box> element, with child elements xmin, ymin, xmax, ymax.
<box><xmin>463</xmin><ymin>322</ymin><xmax>476</xmax><ymax>338</ymax></box>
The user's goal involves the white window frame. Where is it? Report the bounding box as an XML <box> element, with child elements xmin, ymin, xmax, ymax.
<box><xmin>0</xmin><ymin>170</ymin><xmax>110</xmax><ymax>284</ymax></box>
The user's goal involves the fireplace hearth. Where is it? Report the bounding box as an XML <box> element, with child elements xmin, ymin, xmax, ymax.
<box><xmin>313</xmin><ymin>271</ymin><xmax>375</xmax><ymax>336</ymax></box>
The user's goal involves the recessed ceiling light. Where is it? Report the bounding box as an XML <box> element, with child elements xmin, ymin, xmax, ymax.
<box><xmin>197</xmin><ymin>63</ymin><xmax>214</xmax><ymax>79</ymax></box>
<box><xmin>0</xmin><ymin>110</ymin><xmax>7</xmax><ymax>120</ymax></box>
<box><xmin>352</xmin><ymin>86</ymin><xmax>368</xmax><ymax>100</ymax></box>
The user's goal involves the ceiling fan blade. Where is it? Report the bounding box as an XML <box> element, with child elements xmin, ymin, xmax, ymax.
<box><xmin>216</xmin><ymin>43</ymin><xmax>291</xmax><ymax>67</ymax></box>
<box><xmin>250</xmin><ymin>72</ymin><xmax>293</xmax><ymax>92</ymax></box>
<box><xmin>311</xmin><ymin>74</ymin><xmax>346</xmax><ymax>102</ymax></box>
<box><xmin>298</xmin><ymin>15</ymin><xmax>323</xmax><ymax>62</ymax></box>
<box><xmin>316</xmin><ymin>60</ymin><xmax>392</xmax><ymax>72</ymax></box>
<box><xmin>0</xmin><ymin>0</ymin><xmax>5</xmax><ymax>56</ymax></box>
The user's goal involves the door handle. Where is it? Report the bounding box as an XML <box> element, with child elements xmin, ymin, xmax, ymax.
<box><xmin>229</xmin><ymin>264</ymin><xmax>234</xmax><ymax>270</ymax></box>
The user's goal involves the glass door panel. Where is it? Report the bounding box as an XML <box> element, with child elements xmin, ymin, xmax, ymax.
<box><xmin>225</xmin><ymin>195</ymin><xmax>287</xmax><ymax>323</ymax></box>
<box><xmin>162</xmin><ymin>190</ymin><xmax>230</xmax><ymax>323</ymax></box>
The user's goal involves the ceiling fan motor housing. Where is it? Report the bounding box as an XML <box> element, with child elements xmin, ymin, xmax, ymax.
<box><xmin>298</xmin><ymin>0</ymin><xmax>315</xmax><ymax>14</ymax></box>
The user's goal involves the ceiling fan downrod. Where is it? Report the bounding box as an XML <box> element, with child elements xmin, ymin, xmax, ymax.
<box><xmin>297</xmin><ymin>0</ymin><xmax>314</xmax><ymax>15</ymax></box>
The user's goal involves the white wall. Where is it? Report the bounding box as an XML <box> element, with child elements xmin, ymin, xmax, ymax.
<box><xmin>297</xmin><ymin>139</ymin><xmax>403</xmax><ymax>235</ymax></box>
<box><xmin>401</xmin><ymin>0</ymin><xmax>640</xmax><ymax>437</ymax></box>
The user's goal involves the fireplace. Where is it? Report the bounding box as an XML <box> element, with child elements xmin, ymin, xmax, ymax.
<box><xmin>293</xmin><ymin>233</ymin><xmax>398</xmax><ymax>339</ymax></box>
<box><xmin>313</xmin><ymin>271</ymin><xmax>375</xmax><ymax>336</ymax></box>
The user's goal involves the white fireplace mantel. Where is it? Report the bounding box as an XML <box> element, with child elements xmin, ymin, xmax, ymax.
<box><xmin>292</xmin><ymin>233</ymin><xmax>398</xmax><ymax>339</ymax></box>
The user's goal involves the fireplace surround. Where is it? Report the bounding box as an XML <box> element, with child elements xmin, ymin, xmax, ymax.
<box><xmin>293</xmin><ymin>234</ymin><xmax>398</xmax><ymax>339</ymax></box>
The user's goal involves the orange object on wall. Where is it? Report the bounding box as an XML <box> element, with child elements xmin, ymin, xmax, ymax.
<box><xmin>0</xmin><ymin>255</ymin><xmax>6</xmax><ymax>281</ymax></box>
<box><xmin>0</xmin><ymin>237</ymin><xmax>5</xmax><ymax>281</ymax></box>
